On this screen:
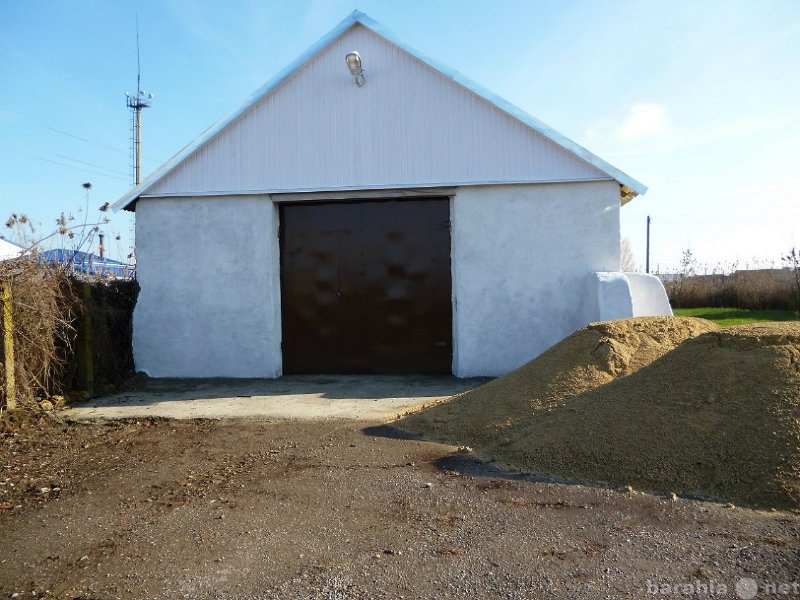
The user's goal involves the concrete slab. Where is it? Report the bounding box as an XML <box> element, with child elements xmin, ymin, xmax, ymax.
<box><xmin>61</xmin><ymin>375</ymin><xmax>492</xmax><ymax>422</ymax></box>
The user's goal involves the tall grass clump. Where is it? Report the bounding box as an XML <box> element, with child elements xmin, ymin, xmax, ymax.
<box><xmin>664</xmin><ymin>248</ymin><xmax>800</xmax><ymax>313</ymax></box>
<box><xmin>2</xmin><ymin>185</ymin><xmax>137</xmax><ymax>410</ymax></box>
<box><xmin>0</xmin><ymin>257</ymin><xmax>77</xmax><ymax>409</ymax></box>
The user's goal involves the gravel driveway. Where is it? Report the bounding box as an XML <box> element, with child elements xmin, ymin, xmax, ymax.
<box><xmin>1</xmin><ymin>379</ymin><xmax>798</xmax><ymax>599</ymax></box>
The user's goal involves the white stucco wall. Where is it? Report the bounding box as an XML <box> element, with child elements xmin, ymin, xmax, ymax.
<box><xmin>133</xmin><ymin>182</ymin><xmax>659</xmax><ymax>379</ymax></box>
<box><xmin>133</xmin><ymin>196</ymin><xmax>282</xmax><ymax>377</ymax></box>
<box><xmin>451</xmin><ymin>181</ymin><xmax>621</xmax><ymax>377</ymax></box>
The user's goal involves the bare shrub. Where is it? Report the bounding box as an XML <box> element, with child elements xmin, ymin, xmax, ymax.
<box><xmin>0</xmin><ymin>257</ymin><xmax>76</xmax><ymax>408</ymax></box>
<box><xmin>669</xmin><ymin>249</ymin><xmax>697</xmax><ymax>308</ymax></box>
<box><xmin>783</xmin><ymin>248</ymin><xmax>800</xmax><ymax>313</ymax></box>
<box><xmin>621</xmin><ymin>238</ymin><xmax>636</xmax><ymax>272</ymax></box>
<box><xmin>2</xmin><ymin>189</ymin><xmax>137</xmax><ymax>410</ymax></box>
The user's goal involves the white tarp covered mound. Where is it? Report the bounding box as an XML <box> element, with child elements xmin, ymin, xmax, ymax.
<box><xmin>587</xmin><ymin>271</ymin><xmax>672</xmax><ymax>323</ymax></box>
<box><xmin>0</xmin><ymin>239</ymin><xmax>25</xmax><ymax>262</ymax></box>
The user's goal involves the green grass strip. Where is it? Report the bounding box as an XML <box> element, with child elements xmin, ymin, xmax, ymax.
<box><xmin>672</xmin><ymin>307</ymin><xmax>799</xmax><ymax>327</ymax></box>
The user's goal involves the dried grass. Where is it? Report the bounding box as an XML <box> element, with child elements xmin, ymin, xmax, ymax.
<box><xmin>666</xmin><ymin>270</ymin><xmax>798</xmax><ymax>310</ymax></box>
<box><xmin>0</xmin><ymin>257</ymin><xmax>76</xmax><ymax>408</ymax></box>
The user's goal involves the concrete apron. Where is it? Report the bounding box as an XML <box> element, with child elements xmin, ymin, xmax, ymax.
<box><xmin>61</xmin><ymin>375</ymin><xmax>491</xmax><ymax>422</ymax></box>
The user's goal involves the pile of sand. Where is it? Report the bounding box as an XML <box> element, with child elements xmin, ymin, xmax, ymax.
<box><xmin>397</xmin><ymin>318</ymin><xmax>800</xmax><ymax>510</ymax></box>
<box><xmin>400</xmin><ymin>317</ymin><xmax>720</xmax><ymax>452</ymax></box>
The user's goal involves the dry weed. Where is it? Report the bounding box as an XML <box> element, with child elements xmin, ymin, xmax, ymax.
<box><xmin>0</xmin><ymin>257</ymin><xmax>76</xmax><ymax>408</ymax></box>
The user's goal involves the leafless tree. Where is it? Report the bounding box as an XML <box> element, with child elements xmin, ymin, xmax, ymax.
<box><xmin>621</xmin><ymin>238</ymin><xmax>637</xmax><ymax>272</ymax></box>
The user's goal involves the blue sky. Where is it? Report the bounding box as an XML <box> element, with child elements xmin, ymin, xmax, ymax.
<box><xmin>1</xmin><ymin>0</ymin><xmax>798</xmax><ymax>271</ymax></box>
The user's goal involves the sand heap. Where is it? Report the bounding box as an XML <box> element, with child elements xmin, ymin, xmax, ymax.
<box><xmin>400</xmin><ymin>317</ymin><xmax>720</xmax><ymax>451</ymax></box>
<box><xmin>397</xmin><ymin>318</ymin><xmax>800</xmax><ymax>510</ymax></box>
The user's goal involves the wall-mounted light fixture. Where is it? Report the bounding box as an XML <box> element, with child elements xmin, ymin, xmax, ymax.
<box><xmin>345</xmin><ymin>51</ymin><xmax>365</xmax><ymax>87</ymax></box>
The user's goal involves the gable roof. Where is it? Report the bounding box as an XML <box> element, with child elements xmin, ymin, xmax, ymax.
<box><xmin>113</xmin><ymin>10</ymin><xmax>646</xmax><ymax>212</ymax></box>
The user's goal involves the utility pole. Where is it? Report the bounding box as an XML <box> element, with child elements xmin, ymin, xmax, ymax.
<box><xmin>646</xmin><ymin>215</ymin><xmax>651</xmax><ymax>274</ymax></box>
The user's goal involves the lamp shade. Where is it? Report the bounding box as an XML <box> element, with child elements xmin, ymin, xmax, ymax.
<box><xmin>345</xmin><ymin>51</ymin><xmax>363</xmax><ymax>77</ymax></box>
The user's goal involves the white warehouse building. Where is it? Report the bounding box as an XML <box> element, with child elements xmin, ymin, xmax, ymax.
<box><xmin>114</xmin><ymin>11</ymin><xmax>671</xmax><ymax>379</ymax></box>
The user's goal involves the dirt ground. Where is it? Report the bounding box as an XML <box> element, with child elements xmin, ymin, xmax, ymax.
<box><xmin>1</xmin><ymin>410</ymin><xmax>798</xmax><ymax>599</ymax></box>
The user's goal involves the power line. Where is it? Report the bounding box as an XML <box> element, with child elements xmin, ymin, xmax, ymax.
<box><xmin>44</xmin><ymin>125</ymin><xmax>129</xmax><ymax>156</ymax></box>
<box><xmin>6</xmin><ymin>147</ymin><xmax>129</xmax><ymax>182</ymax></box>
<box><xmin>1</xmin><ymin>110</ymin><xmax>163</xmax><ymax>163</ymax></box>
<box><xmin>44</xmin><ymin>123</ymin><xmax>163</xmax><ymax>164</ymax></box>
<box><xmin>621</xmin><ymin>217</ymin><xmax>797</xmax><ymax>225</ymax></box>
<box><xmin>53</xmin><ymin>153</ymin><xmax>128</xmax><ymax>177</ymax></box>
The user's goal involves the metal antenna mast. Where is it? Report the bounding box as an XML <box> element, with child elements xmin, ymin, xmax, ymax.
<box><xmin>124</xmin><ymin>15</ymin><xmax>153</xmax><ymax>261</ymax></box>
<box><xmin>125</xmin><ymin>16</ymin><xmax>153</xmax><ymax>187</ymax></box>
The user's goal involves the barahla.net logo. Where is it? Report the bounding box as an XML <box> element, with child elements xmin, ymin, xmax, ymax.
<box><xmin>646</xmin><ymin>577</ymin><xmax>800</xmax><ymax>598</ymax></box>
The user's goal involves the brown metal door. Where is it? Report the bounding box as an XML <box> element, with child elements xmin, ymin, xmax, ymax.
<box><xmin>280</xmin><ymin>198</ymin><xmax>451</xmax><ymax>374</ymax></box>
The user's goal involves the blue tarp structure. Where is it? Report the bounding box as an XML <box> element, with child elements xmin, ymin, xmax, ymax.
<box><xmin>42</xmin><ymin>249</ymin><xmax>134</xmax><ymax>278</ymax></box>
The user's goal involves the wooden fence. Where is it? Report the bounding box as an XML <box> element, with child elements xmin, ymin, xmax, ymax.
<box><xmin>1</xmin><ymin>281</ymin><xmax>16</xmax><ymax>408</ymax></box>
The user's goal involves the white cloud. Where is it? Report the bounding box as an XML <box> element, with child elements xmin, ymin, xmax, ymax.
<box><xmin>617</xmin><ymin>103</ymin><xmax>669</xmax><ymax>141</ymax></box>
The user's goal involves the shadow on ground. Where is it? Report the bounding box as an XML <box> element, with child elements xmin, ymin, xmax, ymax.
<box><xmin>362</xmin><ymin>423</ymin><xmax>608</xmax><ymax>488</ymax></box>
<box><xmin>362</xmin><ymin>424</ymin><xmax>526</xmax><ymax>479</ymax></box>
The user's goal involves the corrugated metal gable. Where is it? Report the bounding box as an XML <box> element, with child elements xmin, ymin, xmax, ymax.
<box><xmin>146</xmin><ymin>24</ymin><xmax>607</xmax><ymax>198</ymax></box>
<box><xmin>115</xmin><ymin>11</ymin><xmax>646</xmax><ymax>210</ymax></box>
